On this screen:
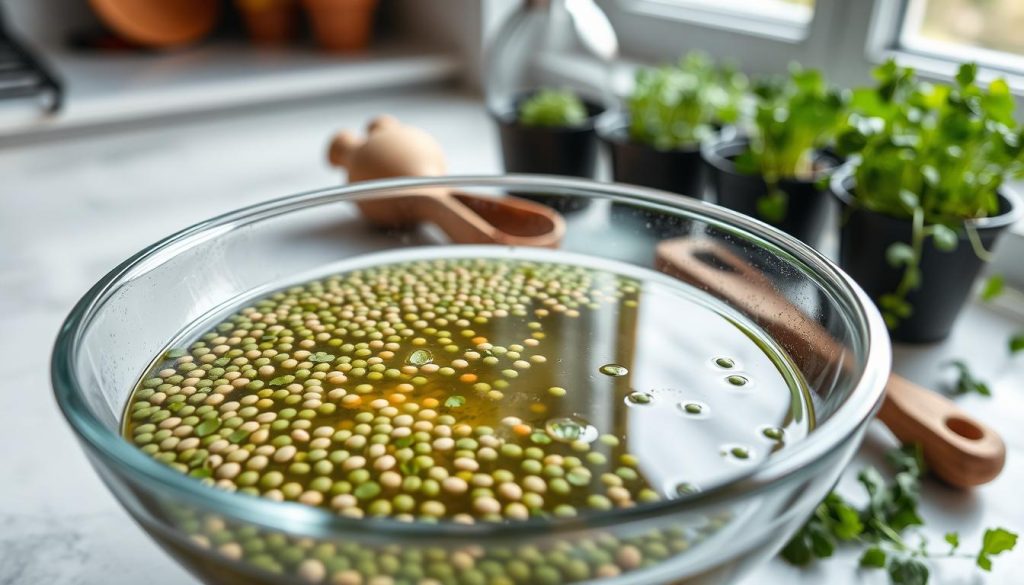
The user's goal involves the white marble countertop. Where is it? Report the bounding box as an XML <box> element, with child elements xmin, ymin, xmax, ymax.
<box><xmin>1</xmin><ymin>88</ymin><xmax>1021</xmax><ymax>585</ymax></box>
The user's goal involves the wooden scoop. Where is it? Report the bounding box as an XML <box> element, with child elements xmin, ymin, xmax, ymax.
<box><xmin>327</xmin><ymin>115</ymin><xmax>564</xmax><ymax>248</ymax></box>
<box><xmin>656</xmin><ymin>238</ymin><xmax>1005</xmax><ymax>488</ymax></box>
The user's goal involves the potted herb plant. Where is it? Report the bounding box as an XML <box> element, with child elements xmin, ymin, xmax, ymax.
<box><xmin>832</xmin><ymin>60</ymin><xmax>1023</xmax><ymax>342</ymax></box>
<box><xmin>491</xmin><ymin>88</ymin><xmax>603</xmax><ymax>211</ymax></box>
<box><xmin>702</xmin><ymin>65</ymin><xmax>846</xmax><ymax>245</ymax></box>
<box><xmin>598</xmin><ymin>52</ymin><xmax>748</xmax><ymax>198</ymax></box>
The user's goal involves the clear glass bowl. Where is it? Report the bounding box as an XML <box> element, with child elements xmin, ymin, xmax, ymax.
<box><xmin>52</xmin><ymin>176</ymin><xmax>890</xmax><ymax>585</ymax></box>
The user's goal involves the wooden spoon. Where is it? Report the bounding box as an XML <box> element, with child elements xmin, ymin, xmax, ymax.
<box><xmin>327</xmin><ymin>115</ymin><xmax>564</xmax><ymax>248</ymax></box>
<box><xmin>656</xmin><ymin>238</ymin><xmax>1005</xmax><ymax>488</ymax></box>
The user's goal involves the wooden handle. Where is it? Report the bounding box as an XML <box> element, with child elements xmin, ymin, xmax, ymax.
<box><xmin>655</xmin><ymin>238</ymin><xmax>1005</xmax><ymax>488</ymax></box>
<box><xmin>415</xmin><ymin>193</ymin><xmax>565</xmax><ymax>248</ymax></box>
<box><xmin>879</xmin><ymin>374</ymin><xmax>1005</xmax><ymax>488</ymax></box>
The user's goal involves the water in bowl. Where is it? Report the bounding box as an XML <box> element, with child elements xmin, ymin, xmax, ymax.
<box><xmin>123</xmin><ymin>246</ymin><xmax>812</xmax><ymax>523</ymax></box>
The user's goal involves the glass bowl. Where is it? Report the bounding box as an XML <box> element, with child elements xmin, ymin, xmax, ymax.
<box><xmin>52</xmin><ymin>176</ymin><xmax>890</xmax><ymax>585</ymax></box>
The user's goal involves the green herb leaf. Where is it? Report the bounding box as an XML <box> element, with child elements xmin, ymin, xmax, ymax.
<box><xmin>888</xmin><ymin>556</ymin><xmax>930</xmax><ymax>585</ymax></box>
<box><xmin>945</xmin><ymin>532</ymin><xmax>960</xmax><ymax>553</ymax></box>
<box><xmin>1010</xmin><ymin>333</ymin><xmax>1024</xmax><ymax>354</ymax></box>
<box><xmin>886</xmin><ymin>243</ymin><xmax>916</xmax><ymax>268</ymax></box>
<box><xmin>976</xmin><ymin>528</ymin><xmax>1018</xmax><ymax>571</ymax></box>
<box><xmin>194</xmin><ymin>418</ymin><xmax>221</xmax><ymax>438</ymax></box>
<box><xmin>860</xmin><ymin>546</ymin><xmax>887</xmax><ymax>568</ymax></box>
<box><xmin>269</xmin><ymin>375</ymin><xmax>295</xmax><ymax>387</ymax></box>
<box><xmin>981</xmin><ymin>274</ymin><xmax>1005</xmax><ymax>301</ymax></box>
<box><xmin>309</xmin><ymin>352</ymin><xmax>336</xmax><ymax>363</ymax></box>
<box><xmin>756</xmin><ymin>190</ymin><xmax>788</xmax><ymax>223</ymax></box>
<box><xmin>946</xmin><ymin>359</ymin><xmax>991</xmax><ymax>397</ymax></box>
<box><xmin>930</xmin><ymin>224</ymin><xmax>958</xmax><ymax>252</ymax></box>
<box><xmin>444</xmin><ymin>395</ymin><xmax>466</xmax><ymax>409</ymax></box>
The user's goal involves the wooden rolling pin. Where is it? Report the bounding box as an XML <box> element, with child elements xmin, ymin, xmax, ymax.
<box><xmin>327</xmin><ymin>115</ymin><xmax>564</xmax><ymax>248</ymax></box>
<box><xmin>656</xmin><ymin>238</ymin><xmax>1005</xmax><ymax>488</ymax></box>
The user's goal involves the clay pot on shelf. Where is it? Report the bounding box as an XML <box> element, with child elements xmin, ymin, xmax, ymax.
<box><xmin>236</xmin><ymin>0</ymin><xmax>298</xmax><ymax>45</ymax></box>
<box><xmin>89</xmin><ymin>0</ymin><xmax>220</xmax><ymax>48</ymax></box>
<box><xmin>303</xmin><ymin>0</ymin><xmax>379</xmax><ymax>52</ymax></box>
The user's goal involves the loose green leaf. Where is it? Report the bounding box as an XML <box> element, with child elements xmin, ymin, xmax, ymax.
<box><xmin>309</xmin><ymin>352</ymin><xmax>336</xmax><ymax>363</ymax></box>
<box><xmin>981</xmin><ymin>274</ymin><xmax>1005</xmax><ymax>301</ymax></box>
<box><xmin>944</xmin><ymin>532</ymin><xmax>960</xmax><ymax>553</ymax></box>
<box><xmin>888</xmin><ymin>557</ymin><xmax>930</xmax><ymax>585</ymax></box>
<box><xmin>444</xmin><ymin>395</ymin><xmax>466</xmax><ymax>409</ymax></box>
<box><xmin>194</xmin><ymin>418</ymin><xmax>221</xmax><ymax>438</ymax></box>
<box><xmin>860</xmin><ymin>546</ymin><xmax>887</xmax><ymax>568</ymax></box>
<box><xmin>976</xmin><ymin>528</ymin><xmax>1018</xmax><ymax>571</ymax></box>
<box><xmin>946</xmin><ymin>359</ymin><xmax>991</xmax><ymax>397</ymax></box>
<box><xmin>269</xmin><ymin>375</ymin><xmax>295</xmax><ymax>387</ymax></box>
<box><xmin>1010</xmin><ymin>333</ymin><xmax>1024</xmax><ymax>354</ymax></box>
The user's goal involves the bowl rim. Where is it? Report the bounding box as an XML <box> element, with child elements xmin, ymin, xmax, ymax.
<box><xmin>52</xmin><ymin>174</ymin><xmax>891</xmax><ymax>540</ymax></box>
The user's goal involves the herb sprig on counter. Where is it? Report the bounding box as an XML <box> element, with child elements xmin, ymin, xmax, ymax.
<box><xmin>946</xmin><ymin>360</ymin><xmax>992</xmax><ymax>397</ymax></box>
<box><xmin>1010</xmin><ymin>333</ymin><xmax>1024</xmax><ymax>354</ymax></box>
<box><xmin>782</xmin><ymin>445</ymin><xmax>1018</xmax><ymax>585</ymax></box>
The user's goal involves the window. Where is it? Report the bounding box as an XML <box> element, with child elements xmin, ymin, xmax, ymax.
<box><xmin>900</xmin><ymin>0</ymin><xmax>1024</xmax><ymax>72</ymax></box>
<box><xmin>660</xmin><ymin>0</ymin><xmax>816</xmax><ymax>26</ymax></box>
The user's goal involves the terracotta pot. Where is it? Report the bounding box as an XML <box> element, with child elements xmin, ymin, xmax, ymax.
<box><xmin>89</xmin><ymin>0</ymin><xmax>219</xmax><ymax>48</ymax></box>
<box><xmin>236</xmin><ymin>0</ymin><xmax>297</xmax><ymax>45</ymax></box>
<box><xmin>303</xmin><ymin>0</ymin><xmax>379</xmax><ymax>52</ymax></box>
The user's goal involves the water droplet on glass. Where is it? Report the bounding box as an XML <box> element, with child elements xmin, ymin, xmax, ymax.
<box><xmin>678</xmin><ymin>401</ymin><xmax>709</xmax><ymax>417</ymax></box>
<box><xmin>545</xmin><ymin>417</ymin><xmax>598</xmax><ymax>443</ymax></box>
<box><xmin>726</xmin><ymin>375</ymin><xmax>749</xmax><ymax>387</ymax></box>
<box><xmin>714</xmin><ymin>357</ymin><xmax>735</xmax><ymax>369</ymax></box>
<box><xmin>625</xmin><ymin>391</ymin><xmax>652</xmax><ymax>405</ymax></box>
<box><xmin>599</xmin><ymin>363</ymin><xmax>629</xmax><ymax>377</ymax></box>
<box><xmin>406</xmin><ymin>349</ymin><xmax>433</xmax><ymax>366</ymax></box>
<box><xmin>761</xmin><ymin>426</ymin><xmax>784</xmax><ymax>441</ymax></box>
<box><xmin>675</xmin><ymin>482</ymin><xmax>701</xmax><ymax>496</ymax></box>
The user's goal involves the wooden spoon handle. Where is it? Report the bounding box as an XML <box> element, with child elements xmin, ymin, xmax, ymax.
<box><xmin>878</xmin><ymin>374</ymin><xmax>1005</xmax><ymax>488</ymax></box>
<box><xmin>417</xmin><ymin>192</ymin><xmax>564</xmax><ymax>248</ymax></box>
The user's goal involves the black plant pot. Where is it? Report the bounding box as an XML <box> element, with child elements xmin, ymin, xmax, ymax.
<box><xmin>491</xmin><ymin>96</ymin><xmax>603</xmax><ymax>212</ymax></box>
<box><xmin>597</xmin><ymin>111</ymin><xmax>707</xmax><ymax>199</ymax></box>
<box><xmin>831</xmin><ymin>170</ymin><xmax>1022</xmax><ymax>343</ymax></box>
<box><xmin>702</xmin><ymin>137</ymin><xmax>838</xmax><ymax>247</ymax></box>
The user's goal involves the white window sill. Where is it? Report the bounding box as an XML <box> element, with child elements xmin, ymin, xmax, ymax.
<box><xmin>0</xmin><ymin>41</ymin><xmax>461</xmax><ymax>143</ymax></box>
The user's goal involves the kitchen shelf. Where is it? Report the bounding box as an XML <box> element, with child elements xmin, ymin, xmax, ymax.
<box><xmin>0</xmin><ymin>41</ymin><xmax>461</xmax><ymax>142</ymax></box>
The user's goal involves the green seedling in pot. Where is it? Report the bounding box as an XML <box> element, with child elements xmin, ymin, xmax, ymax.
<box><xmin>835</xmin><ymin>60</ymin><xmax>1024</xmax><ymax>329</ymax></box>
<box><xmin>734</xmin><ymin>65</ymin><xmax>846</xmax><ymax>222</ymax></box>
<box><xmin>518</xmin><ymin>88</ymin><xmax>588</xmax><ymax>127</ymax></box>
<box><xmin>627</xmin><ymin>52</ymin><xmax>749</xmax><ymax>150</ymax></box>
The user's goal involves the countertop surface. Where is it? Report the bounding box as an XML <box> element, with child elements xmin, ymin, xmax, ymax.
<box><xmin>1</xmin><ymin>89</ymin><xmax>1021</xmax><ymax>585</ymax></box>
